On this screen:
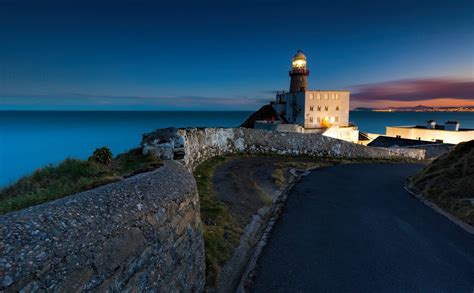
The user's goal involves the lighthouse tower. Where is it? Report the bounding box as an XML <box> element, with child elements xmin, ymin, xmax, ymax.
<box><xmin>289</xmin><ymin>50</ymin><xmax>310</xmax><ymax>93</ymax></box>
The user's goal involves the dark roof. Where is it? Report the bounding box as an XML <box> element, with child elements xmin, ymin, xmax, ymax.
<box><xmin>358</xmin><ymin>132</ymin><xmax>371</xmax><ymax>141</ymax></box>
<box><xmin>368</xmin><ymin>136</ymin><xmax>439</xmax><ymax>148</ymax></box>
<box><xmin>240</xmin><ymin>104</ymin><xmax>284</xmax><ymax>128</ymax></box>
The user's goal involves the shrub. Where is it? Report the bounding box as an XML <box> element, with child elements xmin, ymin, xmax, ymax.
<box><xmin>89</xmin><ymin>146</ymin><xmax>113</xmax><ymax>165</ymax></box>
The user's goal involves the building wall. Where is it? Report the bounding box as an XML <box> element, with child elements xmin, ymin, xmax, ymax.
<box><xmin>386</xmin><ymin>126</ymin><xmax>474</xmax><ymax>144</ymax></box>
<box><xmin>322</xmin><ymin>126</ymin><xmax>359</xmax><ymax>144</ymax></box>
<box><xmin>283</xmin><ymin>92</ymin><xmax>305</xmax><ymax>124</ymax></box>
<box><xmin>280</xmin><ymin>91</ymin><xmax>349</xmax><ymax>128</ymax></box>
<box><xmin>303</xmin><ymin>91</ymin><xmax>350</xmax><ymax>128</ymax></box>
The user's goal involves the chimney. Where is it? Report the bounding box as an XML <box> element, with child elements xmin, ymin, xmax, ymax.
<box><xmin>426</xmin><ymin>120</ymin><xmax>436</xmax><ymax>129</ymax></box>
<box><xmin>445</xmin><ymin>121</ymin><xmax>460</xmax><ymax>131</ymax></box>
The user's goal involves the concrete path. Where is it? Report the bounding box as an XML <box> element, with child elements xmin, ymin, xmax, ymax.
<box><xmin>250</xmin><ymin>163</ymin><xmax>474</xmax><ymax>292</ymax></box>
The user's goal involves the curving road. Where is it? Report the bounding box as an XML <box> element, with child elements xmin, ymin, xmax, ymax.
<box><xmin>250</xmin><ymin>163</ymin><xmax>474</xmax><ymax>292</ymax></box>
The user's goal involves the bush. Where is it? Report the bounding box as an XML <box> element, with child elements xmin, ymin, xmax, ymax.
<box><xmin>89</xmin><ymin>146</ymin><xmax>113</xmax><ymax>165</ymax></box>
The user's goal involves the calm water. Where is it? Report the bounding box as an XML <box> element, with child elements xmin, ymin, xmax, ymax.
<box><xmin>1</xmin><ymin>110</ymin><xmax>474</xmax><ymax>187</ymax></box>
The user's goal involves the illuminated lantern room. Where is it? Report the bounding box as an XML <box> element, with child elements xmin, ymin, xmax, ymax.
<box><xmin>292</xmin><ymin>50</ymin><xmax>307</xmax><ymax>69</ymax></box>
<box><xmin>289</xmin><ymin>50</ymin><xmax>310</xmax><ymax>93</ymax></box>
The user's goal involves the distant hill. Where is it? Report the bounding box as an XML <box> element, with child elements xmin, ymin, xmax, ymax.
<box><xmin>352</xmin><ymin>107</ymin><xmax>373</xmax><ymax>111</ymax></box>
<box><xmin>407</xmin><ymin>140</ymin><xmax>474</xmax><ymax>226</ymax></box>
<box><xmin>376</xmin><ymin>105</ymin><xmax>434</xmax><ymax>111</ymax></box>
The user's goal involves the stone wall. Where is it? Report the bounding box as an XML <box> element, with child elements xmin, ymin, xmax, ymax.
<box><xmin>0</xmin><ymin>161</ymin><xmax>205</xmax><ymax>292</ymax></box>
<box><xmin>406</xmin><ymin>143</ymin><xmax>454</xmax><ymax>159</ymax></box>
<box><xmin>141</xmin><ymin>127</ymin><xmax>425</xmax><ymax>170</ymax></box>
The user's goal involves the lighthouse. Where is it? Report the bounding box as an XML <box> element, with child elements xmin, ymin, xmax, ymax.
<box><xmin>254</xmin><ymin>50</ymin><xmax>359</xmax><ymax>143</ymax></box>
<box><xmin>289</xmin><ymin>50</ymin><xmax>310</xmax><ymax>93</ymax></box>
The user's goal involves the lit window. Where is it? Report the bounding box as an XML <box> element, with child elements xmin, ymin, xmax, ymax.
<box><xmin>330</xmin><ymin>116</ymin><xmax>335</xmax><ymax>123</ymax></box>
<box><xmin>324</xmin><ymin>94</ymin><xmax>328</xmax><ymax>100</ymax></box>
<box><xmin>325</xmin><ymin>106</ymin><xmax>328</xmax><ymax>111</ymax></box>
<box><xmin>317</xmin><ymin>105</ymin><xmax>321</xmax><ymax>111</ymax></box>
<box><xmin>336</xmin><ymin>106</ymin><xmax>339</xmax><ymax>111</ymax></box>
<box><xmin>335</xmin><ymin>94</ymin><xmax>339</xmax><ymax>100</ymax></box>
<box><xmin>310</xmin><ymin>93</ymin><xmax>314</xmax><ymax>100</ymax></box>
<box><xmin>317</xmin><ymin>94</ymin><xmax>321</xmax><ymax>100</ymax></box>
<box><xmin>310</xmin><ymin>105</ymin><xmax>314</xmax><ymax>111</ymax></box>
<box><xmin>309</xmin><ymin>117</ymin><xmax>313</xmax><ymax>123</ymax></box>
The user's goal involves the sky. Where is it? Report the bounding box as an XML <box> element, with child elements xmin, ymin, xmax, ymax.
<box><xmin>0</xmin><ymin>0</ymin><xmax>473</xmax><ymax>110</ymax></box>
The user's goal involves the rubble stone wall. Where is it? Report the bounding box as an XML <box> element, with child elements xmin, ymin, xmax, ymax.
<box><xmin>141</xmin><ymin>127</ymin><xmax>425</xmax><ymax>170</ymax></box>
<box><xmin>0</xmin><ymin>161</ymin><xmax>205</xmax><ymax>292</ymax></box>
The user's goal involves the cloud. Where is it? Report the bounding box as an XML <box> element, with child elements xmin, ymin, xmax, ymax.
<box><xmin>351</xmin><ymin>78</ymin><xmax>474</xmax><ymax>102</ymax></box>
<box><xmin>0</xmin><ymin>93</ymin><xmax>268</xmax><ymax>110</ymax></box>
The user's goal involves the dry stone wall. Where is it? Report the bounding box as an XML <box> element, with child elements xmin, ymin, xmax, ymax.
<box><xmin>141</xmin><ymin>127</ymin><xmax>425</xmax><ymax>170</ymax></box>
<box><xmin>0</xmin><ymin>161</ymin><xmax>205</xmax><ymax>292</ymax></box>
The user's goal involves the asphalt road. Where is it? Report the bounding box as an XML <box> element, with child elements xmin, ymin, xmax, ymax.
<box><xmin>249</xmin><ymin>163</ymin><xmax>474</xmax><ymax>293</ymax></box>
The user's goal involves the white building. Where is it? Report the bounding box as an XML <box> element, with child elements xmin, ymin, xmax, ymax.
<box><xmin>386</xmin><ymin>120</ymin><xmax>474</xmax><ymax>145</ymax></box>
<box><xmin>257</xmin><ymin>50</ymin><xmax>358</xmax><ymax>143</ymax></box>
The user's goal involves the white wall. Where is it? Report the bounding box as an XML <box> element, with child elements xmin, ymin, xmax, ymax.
<box><xmin>303</xmin><ymin>91</ymin><xmax>350</xmax><ymax>128</ymax></box>
<box><xmin>386</xmin><ymin>126</ymin><xmax>474</xmax><ymax>144</ymax></box>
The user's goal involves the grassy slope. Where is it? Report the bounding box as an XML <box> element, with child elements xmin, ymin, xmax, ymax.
<box><xmin>193</xmin><ymin>156</ymin><xmax>242</xmax><ymax>287</ymax></box>
<box><xmin>0</xmin><ymin>148</ymin><xmax>162</xmax><ymax>215</ymax></box>
<box><xmin>408</xmin><ymin>140</ymin><xmax>474</xmax><ymax>226</ymax></box>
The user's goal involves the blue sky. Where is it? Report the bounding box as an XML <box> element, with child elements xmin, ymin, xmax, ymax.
<box><xmin>0</xmin><ymin>0</ymin><xmax>473</xmax><ymax>110</ymax></box>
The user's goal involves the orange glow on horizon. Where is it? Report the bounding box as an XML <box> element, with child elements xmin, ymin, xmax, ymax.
<box><xmin>351</xmin><ymin>98</ymin><xmax>474</xmax><ymax>109</ymax></box>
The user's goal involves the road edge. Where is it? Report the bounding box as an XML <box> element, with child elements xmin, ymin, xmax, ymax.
<box><xmin>403</xmin><ymin>184</ymin><xmax>474</xmax><ymax>235</ymax></box>
<box><xmin>235</xmin><ymin>168</ymin><xmax>310</xmax><ymax>292</ymax></box>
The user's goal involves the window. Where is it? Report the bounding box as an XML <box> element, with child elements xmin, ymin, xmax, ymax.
<box><xmin>335</xmin><ymin>93</ymin><xmax>339</xmax><ymax>100</ymax></box>
<box><xmin>335</xmin><ymin>116</ymin><xmax>339</xmax><ymax>122</ymax></box>
<box><xmin>317</xmin><ymin>105</ymin><xmax>321</xmax><ymax>111</ymax></box>
<box><xmin>317</xmin><ymin>117</ymin><xmax>321</xmax><ymax>123</ymax></box>
<box><xmin>309</xmin><ymin>117</ymin><xmax>313</xmax><ymax>123</ymax></box>
<box><xmin>336</xmin><ymin>106</ymin><xmax>339</xmax><ymax>111</ymax></box>
<box><xmin>310</xmin><ymin>105</ymin><xmax>314</xmax><ymax>111</ymax></box>
<box><xmin>325</xmin><ymin>106</ymin><xmax>328</xmax><ymax>111</ymax></box>
<box><xmin>310</xmin><ymin>93</ymin><xmax>314</xmax><ymax>100</ymax></box>
<box><xmin>436</xmin><ymin>139</ymin><xmax>444</xmax><ymax>143</ymax></box>
<box><xmin>324</xmin><ymin>94</ymin><xmax>328</xmax><ymax>100</ymax></box>
<box><xmin>317</xmin><ymin>94</ymin><xmax>321</xmax><ymax>100</ymax></box>
<box><xmin>396</xmin><ymin>135</ymin><xmax>401</xmax><ymax>138</ymax></box>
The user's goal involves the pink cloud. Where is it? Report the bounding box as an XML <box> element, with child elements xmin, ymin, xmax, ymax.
<box><xmin>351</xmin><ymin>78</ymin><xmax>474</xmax><ymax>102</ymax></box>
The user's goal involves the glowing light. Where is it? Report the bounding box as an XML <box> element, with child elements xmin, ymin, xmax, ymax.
<box><xmin>292</xmin><ymin>59</ymin><xmax>306</xmax><ymax>69</ymax></box>
<box><xmin>330</xmin><ymin>116</ymin><xmax>335</xmax><ymax>123</ymax></box>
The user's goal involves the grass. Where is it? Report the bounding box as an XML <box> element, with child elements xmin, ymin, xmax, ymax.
<box><xmin>408</xmin><ymin>140</ymin><xmax>474</xmax><ymax>226</ymax></box>
<box><xmin>0</xmin><ymin>148</ymin><xmax>162</xmax><ymax>215</ymax></box>
<box><xmin>193</xmin><ymin>156</ymin><xmax>243</xmax><ymax>287</ymax></box>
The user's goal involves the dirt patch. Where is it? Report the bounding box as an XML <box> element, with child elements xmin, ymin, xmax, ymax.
<box><xmin>212</xmin><ymin>157</ymin><xmax>326</xmax><ymax>230</ymax></box>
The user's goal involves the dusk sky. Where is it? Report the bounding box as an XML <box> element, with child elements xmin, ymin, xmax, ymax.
<box><xmin>0</xmin><ymin>0</ymin><xmax>473</xmax><ymax>110</ymax></box>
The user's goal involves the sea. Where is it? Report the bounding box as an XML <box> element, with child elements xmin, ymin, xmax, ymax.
<box><xmin>1</xmin><ymin>110</ymin><xmax>474</xmax><ymax>187</ymax></box>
